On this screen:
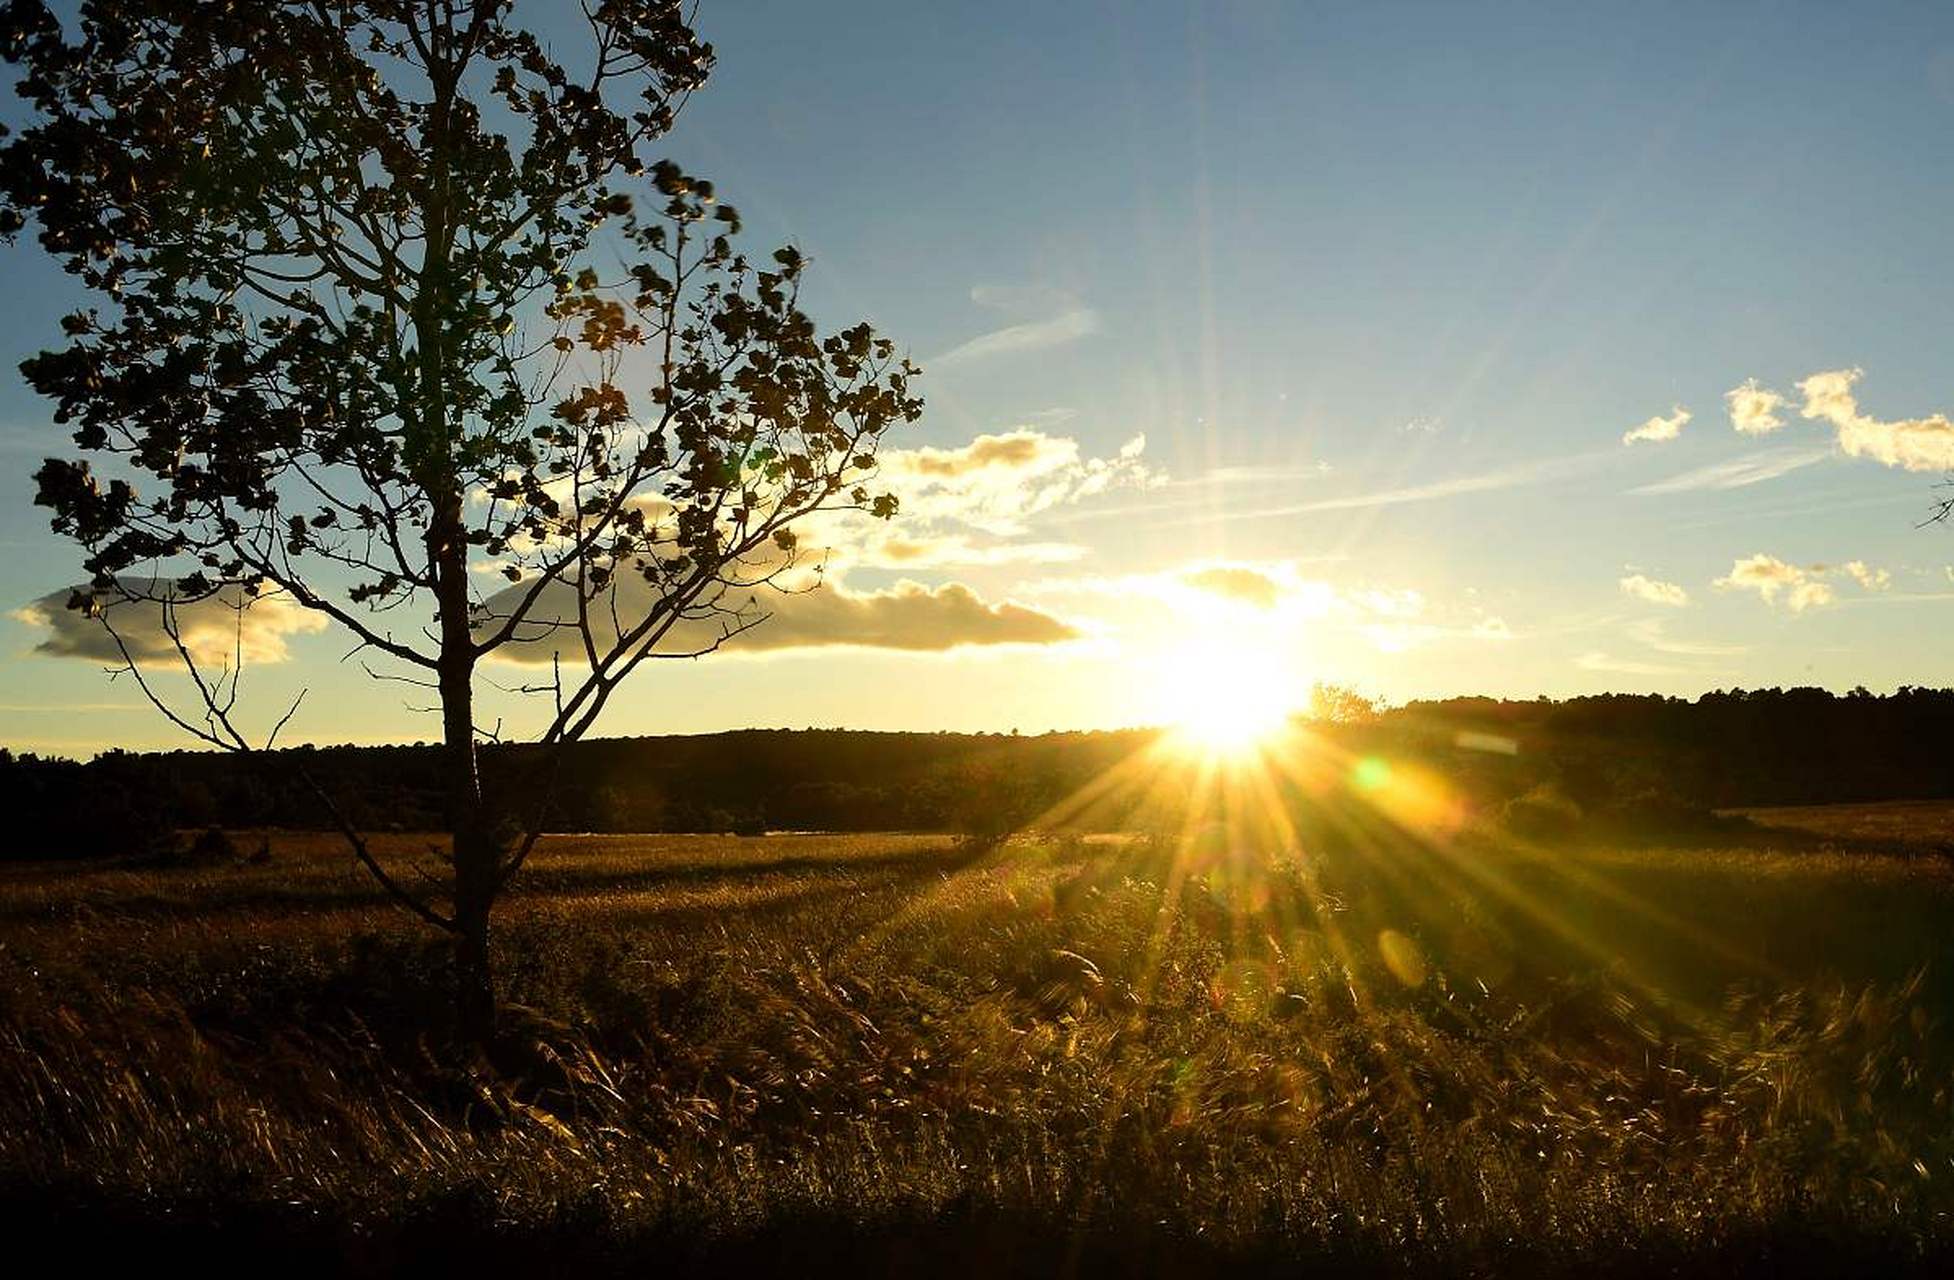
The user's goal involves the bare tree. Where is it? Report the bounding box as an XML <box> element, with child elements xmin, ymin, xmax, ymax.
<box><xmin>0</xmin><ymin>0</ymin><xmax>921</xmax><ymax>1038</ymax></box>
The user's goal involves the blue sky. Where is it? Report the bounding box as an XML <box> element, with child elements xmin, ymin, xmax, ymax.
<box><xmin>6</xmin><ymin>1</ymin><xmax>1954</xmax><ymax>754</ymax></box>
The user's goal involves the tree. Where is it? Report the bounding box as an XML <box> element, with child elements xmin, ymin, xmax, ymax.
<box><xmin>0</xmin><ymin>0</ymin><xmax>921</xmax><ymax>1039</ymax></box>
<box><xmin>1307</xmin><ymin>683</ymin><xmax>1378</xmax><ymax>726</ymax></box>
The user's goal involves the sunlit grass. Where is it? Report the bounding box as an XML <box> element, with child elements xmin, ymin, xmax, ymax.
<box><xmin>2</xmin><ymin>805</ymin><xmax>1951</xmax><ymax>1270</ymax></box>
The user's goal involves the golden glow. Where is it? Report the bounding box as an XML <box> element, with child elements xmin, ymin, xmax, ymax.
<box><xmin>1154</xmin><ymin>635</ymin><xmax>1296</xmax><ymax>756</ymax></box>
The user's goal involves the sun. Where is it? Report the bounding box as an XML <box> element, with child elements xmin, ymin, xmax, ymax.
<box><xmin>1154</xmin><ymin>635</ymin><xmax>1297</xmax><ymax>756</ymax></box>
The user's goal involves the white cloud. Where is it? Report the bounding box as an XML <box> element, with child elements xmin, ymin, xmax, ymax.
<box><xmin>1711</xmin><ymin>554</ymin><xmax>1893</xmax><ymax>613</ymax></box>
<box><xmin>1798</xmin><ymin>367</ymin><xmax>1954</xmax><ymax>472</ymax></box>
<box><xmin>16</xmin><ymin>580</ymin><xmax>327</xmax><ymax>666</ymax></box>
<box><xmin>1619</xmin><ymin>574</ymin><xmax>1689</xmax><ymax>607</ymax></box>
<box><xmin>1630</xmin><ymin>446</ymin><xmax>1830</xmax><ymax>494</ymax></box>
<box><xmin>671</xmin><ymin>426</ymin><xmax>1160</xmax><ymax>589</ymax></box>
<box><xmin>1726</xmin><ymin>379</ymin><xmax>1788</xmax><ymax>435</ymax></box>
<box><xmin>1622</xmin><ymin>405</ymin><xmax>1691</xmax><ymax>446</ymax></box>
<box><xmin>929</xmin><ymin>286</ymin><xmax>1099</xmax><ymax>369</ymax></box>
<box><xmin>1713</xmin><ymin>554</ymin><xmax>1835</xmax><ymax>612</ymax></box>
<box><xmin>875</xmin><ymin>428</ymin><xmax>1162</xmax><ymax>536</ymax></box>
<box><xmin>1842</xmin><ymin>560</ymin><xmax>1891</xmax><ymax>592</ymax></box>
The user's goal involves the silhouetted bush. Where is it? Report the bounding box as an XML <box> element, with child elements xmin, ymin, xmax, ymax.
<box><xmin>1501</xmin><ymin>785</ymin><xmax>1585</xmax><ymax>841</ymax></box>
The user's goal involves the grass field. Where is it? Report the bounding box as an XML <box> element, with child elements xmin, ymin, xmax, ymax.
<box><xmin>3</xmin><ymin>806</ymin><xmax>1953</xmax><ymax>1275</ymax></box>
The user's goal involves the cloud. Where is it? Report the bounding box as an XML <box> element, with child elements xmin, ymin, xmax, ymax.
<box><xmin>1630</xmin><ymin>446</ymin><xmax>1830</xmax><ymax>494</ymax></box>
<box><xmin>478</xmin><ymin>575</ymin><xmax>1079</xmax><ymax>665</ymax></box>
<box><xmin>1181</xmin><ymin>565</ymin><xmax>1282</xmax><ymax>609</ymax></box>
<box><xmin>0</xmin><ymin>701</ymin><xmax>142</xmax><ymax>713</ymax></box>
<box><xmin>1626</xmin><ymin>618</ymin><xmax>1747</xmax><ymax>657</ymax></box>
<box><xmin>1798</xmin><ymin>367</ymin><xmax>1954</xmax><ymax>472</ymax></box>
<box><xmin>929</xmin><ymin>286</ymin><xmax>1099</xmax><ymax>369</ymax></box>
<box><xmin>882</xmin><ymin>430</ymin><xmax>1077</xmax><ymax>480</ymax></box>
<box><xmin>1842</xmin><ymin>560</ymin><xmax>1891</xmax><ymax>592</ymax></box>
<box><xmin>756</xmin><ymin>426</ymin><xmax>1156</xmax><ymax>579</ymax></box>
<box><xmin>1619</xmin><ymin>573</ymin><xmax>1688</xmax><ymax>607</ymax></box>
<box><xmin>1726</xmin><ymin>379</ymin><xmax>1788</xmax><ymax>435</ymax></box>
<box><xmin>1575</xmin><ymin>651</ymin><xmax>1687</xmax><ymax>677</ymax></box>
<box><xmin>1028</xmin><ymin>558</ymin><xmax>1511</xmax><ymax>656</ymax></box>
<box><xmin>861</xmin><ymin>535</ymin><xmax>1088</xmax><ymax>569</ymax></box>
<box><xmin>1026</xmin><ymin>561</ymin><xmax>1343</xmax><ymax>619</ymax></box>
<box><xmin>1359</xmin><ymin>614</ymin><xmax>1514</xmax><ymax>654</ymax></box>
<box><xmin>16</xmin><ymin>580</ymin><xmax>327</xmax><ymax>665</ymax></box>
<box><xmin>1622</xmin><ymin>405</ymin><xmax>1691</xmax><ymax>446</ymax></box>
<box><xmin>1171</xmin><ymin>461</ymin><xmax>1337</xmax><ymax>489</ymax></box>
<box><xmin>876</xmin><ymin>429</ymin><xmax>1161</xmax><ymax>536</ymax></box>
<box><xmin>1712</xmin><ymin>554</ymin><xmax>1894</xmax><ymax>613</ymax></box>
<box><xmin>1190</xmin><ymin>450</ymin><xmax>1612</xmax><ymax>525</ymax></box>
<box><xmin>1713</xmin><ymin>554</ymin><xmax>1835</xmax><ymax>612</ymax></box>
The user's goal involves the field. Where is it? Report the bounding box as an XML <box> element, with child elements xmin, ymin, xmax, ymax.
<box><xmin>3</xmin><ymin>807</ymin><xmax>1953</xmax><ymax>1275</ymax></box>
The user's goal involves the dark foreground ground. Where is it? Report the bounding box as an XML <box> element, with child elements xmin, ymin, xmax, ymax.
<box><xmin>4</xmin><ymin>801</ymin><xmax>1954</xmax><ymax>1277</ymax></box>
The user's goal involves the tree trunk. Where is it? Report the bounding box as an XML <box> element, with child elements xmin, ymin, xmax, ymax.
<box><xmin>433</xmin><ymin>489</ymin><xmax>496</xmax><ymax>1043</ymax></box>
<box><xmin>452</xmin><ymin>820</ymin><xmax>497</xmax><ymax>1044</ymax></box>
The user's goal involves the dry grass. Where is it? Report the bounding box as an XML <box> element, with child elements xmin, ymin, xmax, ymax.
<box><xmin>1</xmin><ymin>815</ymin><xmax>1951</xmax><ymax>1275</ymax></box>
<box><xmin>1728</xmin><ymin>799</ymin><xmax>1954</xmax><ymax>850</ymax></box>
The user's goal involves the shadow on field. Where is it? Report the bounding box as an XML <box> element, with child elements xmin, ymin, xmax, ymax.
<box><xmin>0</xmin><ymin>836</ymin><xmax>983</xmax><ymax>927</ymax></box>
<box><xmin>10</xmin><ymin>1186</ymin><xmax>1949</xmax><ymax>1280</ymax></box>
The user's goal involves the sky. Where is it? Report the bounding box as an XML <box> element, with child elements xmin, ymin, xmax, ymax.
<box><xmin>6</xmin><ymin>0</ymin><xmax>1954</xmax><ymax>755</ymax></box>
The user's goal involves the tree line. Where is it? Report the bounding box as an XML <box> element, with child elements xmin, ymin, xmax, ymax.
<box><xmin>6</xmin><ymin>685</ymin><xmax>1951</xmax><ymax>859</ymax></box>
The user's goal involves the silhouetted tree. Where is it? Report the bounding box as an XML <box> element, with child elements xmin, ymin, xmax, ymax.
<box><xmin>0</xmin><ymin>1</ymin><xmax>920</xmax><ymax>1038</ymax></box>
<box><xmin>1308</xmin><ymin>682</ymin><xmax>1379</xmax><ymax>726</ymax></box>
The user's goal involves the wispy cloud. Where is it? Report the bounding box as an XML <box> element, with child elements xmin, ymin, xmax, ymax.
<box><xmin>1622</xmin><ymin>405</ymin><xmax>1690</xmax><ymax>446</ymax></box>
<box><xmin>1631</xmin><ymin>445</ymin><xmax>1831</xmax><ymax>494</ymax></box>
<box><xmin>1627</xmin><ymin>618</ymin><xmax>1747</xmax><ymax>657</ymax></box>
<box><xmin>1169</xmin><ymin>461</ymin><xmax>1336</xmax><ymax>488</ymax></box>
<box><xmin>1836</xmin><ymin>591</ymin><xmax>1954</xmax><ymax>607</ymax></box>
<box><xmin>1575</xmin><ymin>651</ymin><xmax>1688</xmax><ymax>676</ymax></box>
<box><xmin>0</xmin><ymin>701</ymin><xmax>142</xmax><ymax>713</ymax></box>
<box><xmin>929</xmin><ymin>285</ymin><xmax>1099</xmax><ymax>369</ymax></box>
<box><xmin>1027</xmin><ymin>559</ymin><xmax>1513</xmax><ymax>656</ymax></box>
<box><xmin>1175</xmin><ymin>450</ymin><xmax>1612</xmax><ymax>525</ymax></box>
